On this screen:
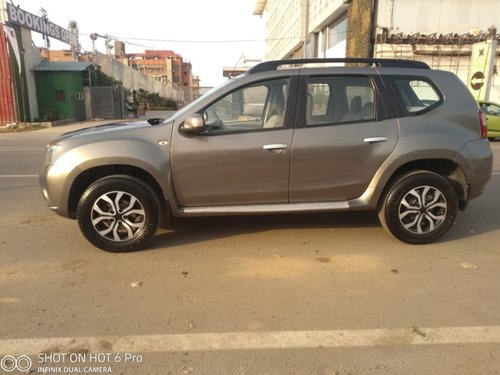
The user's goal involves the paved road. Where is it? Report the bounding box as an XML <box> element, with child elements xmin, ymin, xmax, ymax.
<box><xmin>0</xmin><ymin>120</ymin><xmax>499</xmax><ymax>374</ymax></box>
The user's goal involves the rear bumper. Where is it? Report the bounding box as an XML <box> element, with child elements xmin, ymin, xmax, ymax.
<box><xmin>459</xmin><ymin>138</ymin><xmax>493</xmax><ymax>200</ymax></box>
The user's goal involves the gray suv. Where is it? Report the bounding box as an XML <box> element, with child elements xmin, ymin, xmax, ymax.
<box><xmin>40</xmin><ymin>58</ymin><xmax>493</xmax><ymax>252</ymax></box>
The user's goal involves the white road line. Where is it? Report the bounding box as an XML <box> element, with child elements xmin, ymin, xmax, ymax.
<box><xmin>0</xmin><ymin>148</ymin><xmax>45</xmax><ymax>151</ymax></box>
<box><xmin>1</xmin><ymin>326</ymin><xmax>500</xmax><ymax>355</ymax></box>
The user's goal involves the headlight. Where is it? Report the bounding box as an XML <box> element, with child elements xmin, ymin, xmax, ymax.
<box><xmin>46</xmin><ymin>141</ymin><xmax>63</xmax><ymax>163</ymax></box>
<box><xmin>47</xmin><ymin>140</ymin><xmax>63</xmax><ymax>151</ymax></box>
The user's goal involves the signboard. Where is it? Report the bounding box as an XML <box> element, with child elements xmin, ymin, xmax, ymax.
<box><xmin>5</xmin><ymin>3</ymin><xmax>77</xmax><ymax>48</ymax></box>
<box><xmin>467</xmin><ymin>40</ymin><xmax>497</xmax><ymax>101</ymax></box>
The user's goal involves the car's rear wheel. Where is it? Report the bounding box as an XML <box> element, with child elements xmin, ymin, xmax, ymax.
<box><xmin>378</xmin><ymin>171</ymin><xmax>458</xmax><ymax>244</ymax></box>
<box><xmin>77</xmin><ymin>175</ymin><xmax>159</xmax><ymax>252</ymax></box>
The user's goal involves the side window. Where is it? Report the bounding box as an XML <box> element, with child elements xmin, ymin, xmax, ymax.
<box><xmin>201</xmin><ymin>78</ymin><xmax>290</xmax><ymax>134</ymax></box>
<box><xmin>306</xmin><ymin>76</ymin><xmax>376</xmax><ymax>126</ymax></box>
<box><xmin>345</xmin><ymin>83</ymin><xmax>375</xmax><ymax>122</ymax></box>
<box><xmin>393</xmin><ymin>78</ymin><xmax>442</xmax><ymax>114</ymax></box>
<box><xmin>308</xmin><ymin>83</ymin><xmax>330</xmax><ymax>117</ymax></box>
<box><xmin>480</xmin><ymin>102</ymin><xmax>500</xmax><ymax>116</ymax></box>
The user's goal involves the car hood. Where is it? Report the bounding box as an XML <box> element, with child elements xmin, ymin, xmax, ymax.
<box><xmin>56</xmin><ymin>120</ymin><xmax>153</xmax><ymax>141</ymax></box>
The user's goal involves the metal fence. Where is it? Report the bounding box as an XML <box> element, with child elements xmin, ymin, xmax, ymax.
<box><xmin>90</xmin><ymin>85</ymin><xmax>124</xmax><ymax>119</ymax></box>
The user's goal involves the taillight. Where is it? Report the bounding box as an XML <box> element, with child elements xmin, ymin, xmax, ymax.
<box><xmin>479</xmin><ymin>110</ymin><xmax>488</xmax><ymax>138</ymax></box>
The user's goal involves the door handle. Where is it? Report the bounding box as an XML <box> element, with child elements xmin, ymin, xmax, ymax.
<box><xmin>364</xmin><ymin>137</ymin><xmax>388</xmax><ymax>144</ymax></box>
<box><xmin>263</xmin><ymin>144</ymin><xmax>288</xmax><ymax>153</ymax></box>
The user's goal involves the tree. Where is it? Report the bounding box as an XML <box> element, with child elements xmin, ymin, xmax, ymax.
<box><xmin>91</xmin><ymin>65</ymin><xmax>121</xmax><ymax>86</ymax></box>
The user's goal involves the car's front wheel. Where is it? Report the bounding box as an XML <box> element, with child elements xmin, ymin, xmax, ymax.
<box><xmin>77</xmin><ymin>175</ymin><xmax>159</xmax><ymax>252</ymax></box>
<box><xmin>378</xmin><ymin>171</ymin><xmax>458</xmax><ymax>244</ymax></box>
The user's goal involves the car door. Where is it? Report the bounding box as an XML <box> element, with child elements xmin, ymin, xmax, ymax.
<box><xmin>289</xmin><ymin>74</ymin><xmax>399</xmax><ymax>202</ymax></box>
<box><xmin>171</xmin><ymin>77</ymin><xmax>295</xmax><ymax>207</ymax></box>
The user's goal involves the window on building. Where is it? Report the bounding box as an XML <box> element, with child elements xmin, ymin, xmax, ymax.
<box><xmin>306</xmin><ymin>34</ymin><xmax>318</xmax><ymax>58</ymax></box>
<box><xmin>82</xmin><ymin>70</ymin><xmax>90</xmax><ymax>86</ymax></box>
<box><xmin>328</xmin><ymin>13</ymin><xmax>347</xmax><ymax>49</ymax></box>
<box><xmin>55</xmin><ymin>90</ymin><xmax>66</xmax><ymax>102</ymax></box>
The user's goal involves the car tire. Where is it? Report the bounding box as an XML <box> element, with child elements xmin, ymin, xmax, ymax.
<box><xmin>378</xmin><ymin>171</ymin><xmax>458</xmax><ymax>244</ymax></box>
<box><xmin>77</xmin><ymin>175</ymin><xmax>159</xmax><ymax>252</ymax></box>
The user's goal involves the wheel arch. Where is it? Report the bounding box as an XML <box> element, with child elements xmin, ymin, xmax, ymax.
<box><xmin>378</xmin><ymin>158</ymin><xmax>468</xmax><ymax>209</ymax></box>
<box><xmin>67</xmin><ymin>165</ymin><xmax>168</xmax><ymax>219</ymax></box>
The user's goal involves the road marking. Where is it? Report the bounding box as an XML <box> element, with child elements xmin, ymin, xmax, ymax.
<box><xmin>1</xmin><ymin>326</ymin><xmax>500</xmax><ymax>355</ymax></box>
<box><xmin>0</xmin><ymin>148</ymin><xmax>45</xmax><ymax>151</ymax></box>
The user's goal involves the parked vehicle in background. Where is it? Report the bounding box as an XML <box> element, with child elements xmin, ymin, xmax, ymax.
<box><xmin>40</xmin><ymin>58</ymin><xmax>493</xmax><ymax>252</ymax></box>
<box><xmin>478</xmin><ymin>100</ymin><xmax>500</xmax><ymax>140</ymax></box>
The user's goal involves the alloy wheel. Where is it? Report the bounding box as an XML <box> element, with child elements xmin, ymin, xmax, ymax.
<box><xmin>91</xmin><ymin>191</ymin><xmax>146</xmax><ymax>242</ymax></box>
<box><xmin>398</xmin><ymin>185</ymin><xmax>447</xmax><ymax>235</ymax></box>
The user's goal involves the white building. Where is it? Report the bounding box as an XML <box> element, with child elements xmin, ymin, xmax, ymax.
<box><xmin>375</xmin><ymin>0</ymin><xmax>500</xmax><ymax>101</ymax></box>
<box><xmin>254</xmin><ymin>0</ymin><xmax>500</xmax><ymax>101</ymax></box>
<box><xmin>254</xmin><ymin>0</ymin><xmax>350</xmax><ymax>60</ymax></box>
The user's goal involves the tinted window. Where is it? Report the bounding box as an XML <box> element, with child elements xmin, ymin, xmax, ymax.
<box><xmin>306</xmin><ymin>76</ymin><xmax>375</xmax><ymax>126</ymax></box>
<box><xmin>308</xmin><ymin>83</ymin><xmax>329</xmax><ymax>116</ymax></box>
<box><xmin>393</xmin><ymin>78</ymin><xmax>442</xmax><ymax>114</ymax></box>
<box><xmin>202</xmin><ymin>78</ymin><xmax>290</xmax><ymax>134</ymax></box>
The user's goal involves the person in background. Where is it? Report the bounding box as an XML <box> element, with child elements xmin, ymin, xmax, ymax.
<box><xmin>124</xmin><ymin>101</ymin><xmax>138</xmax><ymax>118</ymax></box>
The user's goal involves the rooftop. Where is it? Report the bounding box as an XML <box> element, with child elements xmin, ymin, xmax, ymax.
<box><xmin>33</xmin><ymin>61</ymin><xmax>93</xmax><ymax>72</ymax></box>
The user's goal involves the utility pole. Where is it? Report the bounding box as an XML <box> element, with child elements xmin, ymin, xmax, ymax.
<box><xmin>68</xmin><ymin>20</ymin><xmax>81</xmax><ymax>60</ymax></box>
<box><xmin>39</xmin><ymin>8</ymin><xmax>50</xmax><ymax>60</ymax></box>
<box><xmin>90</xmin><ymin>33</ymin><xmax>98</xmax><ymax>63</ymax></box>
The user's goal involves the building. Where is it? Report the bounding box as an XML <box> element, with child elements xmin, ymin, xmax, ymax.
<box><xmin>255</xmin><ymin>0</ymin><xmax>500</xmax><ymax>101</ymax></box>
<box><xmin>374</xmin><ymin>0</ymin><xmax>500</xmax><ymax>101</ymax></box>
<box><xmin>0</xmin><ymin>2</ymin><xmax>192</xmax><ymax>125</ymax></box>
<box><xmin>191</xmin><ymin>75</ymin><xmax>201</xmax><ymax>99</ymax></box>
<box><xmin>254</xmin><ymin>0</ymin><xmax>350</xmax><ymax>60</ymax></box>
<box><xmin>119</xmin><ymin>45</ymin><xmax>198</xmax><ymax>102</ymax></box>
<box><xmin>0</xmin><ymin>22</ymin><xmax>16</xmax><ymax>126</ymax></box>
<box><xmin>125</xmin><ymin>47</ymin><xmax>187</xmax><ymax>86</ymax></box>
<box><xmin>222</xmin><ymin>54</ymin><xmax>264</xmax><ymax>79</ymax></box>
<box><xmin>33</xmin><ymin>61</ymin><xmax>91</xmax><ymax>121</ymax></box>
<box><xmin>40</xmin><ymin>48</ymin><xmax>77</xmax><ymax>62</ymax></box>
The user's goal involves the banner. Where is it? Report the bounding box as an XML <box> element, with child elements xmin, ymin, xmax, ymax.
<box><xmin>2</xmin><ymin>24</ymin><xmax>21</xmax><ymax>74</ymax></box>
<box><xmin>5</xmin><ymin>3</ymin><xmax>77</xmax><ymax>48</ymax></box>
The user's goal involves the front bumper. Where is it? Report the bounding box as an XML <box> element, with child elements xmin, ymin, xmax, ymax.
<box><xmin>39</xmin><ymin>162</ymin><xmax>78</xmax><ymax>218</ymax></box>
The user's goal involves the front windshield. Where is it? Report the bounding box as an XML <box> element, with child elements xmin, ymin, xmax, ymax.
<box><xmin>163</xmin><ymin>77</ymin><xmax>241</xmax><ymax>123</ymax></box>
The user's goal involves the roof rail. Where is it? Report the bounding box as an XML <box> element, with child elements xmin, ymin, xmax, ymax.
<box><xmin>247</xmin><ymin>58</ymin><xmax>430</xmax><ymax>74</ymax></box>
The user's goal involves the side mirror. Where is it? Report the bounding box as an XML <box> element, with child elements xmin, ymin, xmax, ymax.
<box><xmin>147</xmin><ymin>118</ymin><xmax>162</xmax><ymax>125</ymax></box>
<box><xmin>180</xmin><ymin>114</ymin><xmax>205</xmax><ymax>134</ymax></box>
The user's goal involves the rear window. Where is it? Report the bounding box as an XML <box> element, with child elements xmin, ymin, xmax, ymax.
<box><xmin>392</xmin><ymin>77</ymin><xmax>442</xmax><ymax>115</ymax></box>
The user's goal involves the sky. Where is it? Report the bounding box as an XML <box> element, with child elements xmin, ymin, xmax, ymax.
<box><xmin>12</xmin><ymin>0</ymin><xmax>267</xmax><ymax>86</ymax></box>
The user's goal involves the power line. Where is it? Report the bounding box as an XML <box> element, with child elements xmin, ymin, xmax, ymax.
<box><xmin>79</xmin><ymin>32</ymin><xmax>304</xmax><ymax>44</ymax></box>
